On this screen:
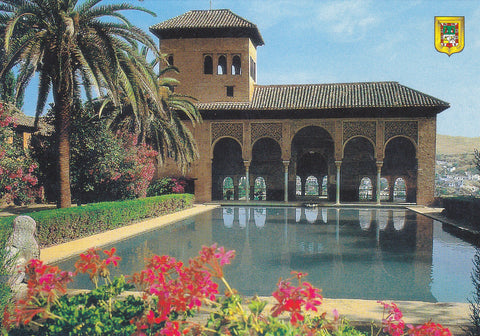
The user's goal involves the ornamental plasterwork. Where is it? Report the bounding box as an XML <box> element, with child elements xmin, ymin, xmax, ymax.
<box><xmin>384</xmin><ymin>121</ymin><xmax>418</xmax><ymax>144</ymax></box>
<box><xmin>211</xmin><ymin>122</ymin><xmax>243</xmax><ymax>144</ymax></box>
<box><xmin>291</xmin><ymin>121</ymin><xmax>335</xmax><ymax>140</ymax></box>
<box><xmin>251</xmin><ymin>122</ymin><xmax>282</xmax><ymax>144</ymax></box>
<box><xmin>343</xmin><ymin>121</ymin><xmax>376</xmax><ymax>144</ymax></box>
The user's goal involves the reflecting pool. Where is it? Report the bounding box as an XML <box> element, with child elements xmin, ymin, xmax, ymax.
<box><xmin>56</xmin><ymin>207</ymin><xmax>476</xmax><ymax>302</ymax></box>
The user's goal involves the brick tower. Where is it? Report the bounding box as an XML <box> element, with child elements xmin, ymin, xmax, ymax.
<box><xmin>150</xmin><ymin>9</ymin><xmax>264</xmax><ymax>103</ymax></box>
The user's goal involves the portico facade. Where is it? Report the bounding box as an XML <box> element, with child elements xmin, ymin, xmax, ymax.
<box><xmin>150</xmin><ymin>9</ymin><xmax>448</xmax><ymax>205</ymax></box>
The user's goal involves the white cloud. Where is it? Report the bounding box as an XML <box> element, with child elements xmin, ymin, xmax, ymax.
<box><xmin>232</xmin><ymin>0</ymin><xmax>380</xmax><ymax>41</ymax></box>
<box><xmin>303</xmin><ymin>0</ymin><xmax>381</xmax><ymax>42</ymax></box>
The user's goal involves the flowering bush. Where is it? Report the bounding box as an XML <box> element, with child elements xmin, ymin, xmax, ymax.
<box><xmin>147</xmin><ymin>177</ymin><xmax>188</xmax><ymax>197</ymax></box>
<box><xmin>31</xmin><ymin>109</ymin><xmax>158</xmax><ymax>204</ymax></box>
<box><xmin>3</xmin><ymin>245</ymin><xmax>452</xmax><ymax>336</ymax></box>
<box><xmin>0</xmin><ymin>103</ymin><xmax>43</xmax><ymax>205</ymax></box>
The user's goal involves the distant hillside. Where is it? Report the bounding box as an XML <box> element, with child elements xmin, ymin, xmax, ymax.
<box><xmin>436</xmin><ymin>134</ymin><xmax>480</xmax><ymax>156</ymax></box>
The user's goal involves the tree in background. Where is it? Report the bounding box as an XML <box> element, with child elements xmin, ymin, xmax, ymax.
<box><xmin>31</xmin><ymin>106</ymin><xmax>157</xmax><ymax>205</ymax></box>
<box><xmin>0</xmin><ymin>70</ymin><xmax>24</xmax><ymax>111</ymax></box>
<box><xmin>1</xmin><ymin>0</ymin><xmax>161</xmax><ymax>208</ymax></box>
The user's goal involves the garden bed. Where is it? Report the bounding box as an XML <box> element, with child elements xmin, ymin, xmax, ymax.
<box><xmin>0</xmin><ymin>194</ymin><xmax>194</xmax><ymax>248</ymax></box>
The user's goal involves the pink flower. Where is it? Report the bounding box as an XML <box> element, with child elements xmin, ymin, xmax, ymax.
<box><xmin>104</xmin><ymin>248</ymin><xmax>121</xmax><ymax>266</ymax></box>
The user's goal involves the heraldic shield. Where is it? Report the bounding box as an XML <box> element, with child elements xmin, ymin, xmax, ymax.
<box><xmin>435</xmin><ymin>16</ymin><xmax>465</xmax><ymax>56</ymax></box>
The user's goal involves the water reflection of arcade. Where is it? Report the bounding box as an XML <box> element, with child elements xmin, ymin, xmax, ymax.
<box><xmin>216</xmin><ymin>207</ymin><xmax>435</xmax><ymax>301</ymax></box>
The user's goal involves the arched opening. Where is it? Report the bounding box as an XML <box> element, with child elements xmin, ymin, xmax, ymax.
<box><xmin>253</xmin><ymin>177</ymin><xmax>266</xmax><ymax>200</ymax></box>
<box><xmin>359</xmin><ymin>177</ymin><xmax>374</xmax><ymax>201</ymax></box>
<box><xmin>223</xmin><ymin>177</ymin><xmax>234</xmax><ymax>200</ymax></box>
<box><xmin>342</xmin><ymin>137</ymin><xmax>376</xmax><ymax>201</ymax></box>
<box><xmin>305</xmin><ymin>176</ymin><xmax>319</xmax><ymax>196</ymax></box>
<box><xmin>291</xmin><ymin>126</ymin><xmax>334</xmax><ymax>201</ymax></box>
<box><xmin>212</xmin><ymin>138</ymin><xmax>243</xmax><ymax>200</ymax></box>
<box><xmin>251</xmin><ymin>138</ymin><xmax>283</xmax><ymax>201</ymax></box>
<box><xmin>321</xmin><ymin>176</ymin><xmax>328</xmax><ymax>196</ymax></box>
<box><xmin>383</xmin><ymin>137</ymin><xmax>417</xmax><ymax>202</ymax></box>
<box><xmin>239</xmin><ymin>176</ymin><xmax>247</xmax><ymax>200</ymax></box>
<box><xmin>232</xmin><ymin>55</ymin><xmax>241</xmax><ymax>75</ymax></box>
<box><xmin>218</xmin><ymin>55</ymin><xmax>227</xmax><ymax>75</ymax></box>
<box><xmin>296</xmin><ymin>176</ymin><xmax>302</xmax><ymax>195</ymax></box>
<box><xmin>394</xmin><ymin>178</ymin><xmax>407</xmax><ymax>202</ymax></box>
<box><xmin>204</xmin><ymin>55</ymin><xmax>213</xmax><ymax>74</ymax></box>
<box><xmin>380</xmin><ymin>177</ymin><xmax>389</xmax><ymax>200</ymax></box>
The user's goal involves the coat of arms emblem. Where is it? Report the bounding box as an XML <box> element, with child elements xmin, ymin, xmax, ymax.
<box><xmin>434</xmin><ymin>16</ymin><xmax>465</xmax><ymax>56</ymax></box>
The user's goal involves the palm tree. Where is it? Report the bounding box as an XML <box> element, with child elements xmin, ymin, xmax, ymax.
<box><xmin>106</xmin><ymin>47</ymin><xmax>201</xmax><ymax>172</ymax></box>
<box><xmin>0</xmin><ymin>0</ymin><xmax>161</xmax><ymax>207</ymax></box>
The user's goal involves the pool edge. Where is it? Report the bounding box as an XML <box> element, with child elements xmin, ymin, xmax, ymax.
<box><xmin>40</xmin><ymin>204</ymin><xmax>220</xmax><ymax>264</ymax></box>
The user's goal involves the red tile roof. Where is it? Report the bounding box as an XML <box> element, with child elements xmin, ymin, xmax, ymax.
<box><xmin>196</xmin><ymin>82</ymin><xmax>449</xmax><ymax>111</ymax></box>
<box><xmin>150</xmin><ymin>9</ymin><xmax>264</xmax><ymax>47</ymax></box>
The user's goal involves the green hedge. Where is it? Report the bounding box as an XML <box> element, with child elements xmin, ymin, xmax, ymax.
<box><xmin>0</xmin><ymin>194</ymin><xmax>194</xmax><ymax>247</ymax></box>
<box><xmin>442</xmin><ymin>196</ymin><xmax>480</xmax><ymax>227</ymax></box>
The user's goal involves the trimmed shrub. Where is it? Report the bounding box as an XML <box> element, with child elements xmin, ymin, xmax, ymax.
<box><xmin>147</xmin><ymin>177</ymin><xmax>188</xmax><ymax>196</ymax></box>
<box><xmin>0</xmin><ymin>194</ymin><xmax>194</xmax><ymax>248</ymax></box>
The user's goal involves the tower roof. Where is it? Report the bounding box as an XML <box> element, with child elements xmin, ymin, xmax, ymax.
<box><xmin>150</xmin><ymin>9</ymin><xmax>264</xmax><ymax>47</ymax></box>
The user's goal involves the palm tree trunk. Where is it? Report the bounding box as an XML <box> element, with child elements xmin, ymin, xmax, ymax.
<box><xmin>54</xmin><ymin>59</ymin><xmax>73</xmax><ymax>208</ymax></box>
<box><xmin>56</xmin><ymin>101</ymin><xmax>72</xmax><ymax>208</ymax></box>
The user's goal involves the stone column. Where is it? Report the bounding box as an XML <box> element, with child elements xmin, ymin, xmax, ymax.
<box><xmin>244</xmin><ymin>160</ymin><xmax>251</xmax><ymax>201</ymax></box>
<box><xmin>335</xmin><ymin>160</ymin><xmax>342</xmax><ymax>205</ymax></box>
<box><xmin>376</xmin><ymin>161</ymin><xmax>383</xmax><ymax>205</ymax></box>
<box><xmin>283</xmin><ymin>160</ymin><xmax>290</xmax><ymax>202</ymax></box>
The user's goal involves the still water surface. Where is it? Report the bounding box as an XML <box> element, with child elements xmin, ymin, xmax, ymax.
<box><xmin>56</xmin><ymin>207</ymin><xmax>476</xmax><ymax>302</ymax></box>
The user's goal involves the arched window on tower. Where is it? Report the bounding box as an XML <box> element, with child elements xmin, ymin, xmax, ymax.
<box><xmin>218</xmin><ymin>55</ymin><xmax>227</xmax><ymax>75</ymax></box>
<box><xmin>204</xmin><ymin>55</ymin><xmax>213</xmax><ymax>74</ymax></box>
<box><xmin>232</xmin><ymin>55</ymin><xmax>241</xmax><ymax>75</ymax></box>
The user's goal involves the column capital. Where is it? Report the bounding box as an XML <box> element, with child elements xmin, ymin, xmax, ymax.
<box><xmin>243</xmin><ymin>160</ymin><xmax>251</xmax><ymax>168</ymax></box>
<box><xmin>376</xmin><ymin>161</ymin><xmax>384</xmax><ymax>169</ymax></box>
<box><xmin>282</xmin><ymin>160</ymin><xmax>290</xmax><ymax>167</ymax></box>
<box><xmin>335</xmin><ymin>160</ymin><xmax>342</xmax><ymax>168</ymax></box>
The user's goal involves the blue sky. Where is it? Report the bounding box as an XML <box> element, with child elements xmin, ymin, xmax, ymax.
<box><xmin>22</xmin><ymin>0</ymin><xmax>480</xmax><ymax>138</ymax></box>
